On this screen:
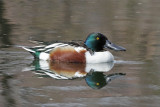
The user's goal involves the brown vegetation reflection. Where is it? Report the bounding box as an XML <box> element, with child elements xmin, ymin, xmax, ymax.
<box><xmin>0</xmin><ymin>0</ymin><xmax>13</xmax><ymax>47</ymax></box>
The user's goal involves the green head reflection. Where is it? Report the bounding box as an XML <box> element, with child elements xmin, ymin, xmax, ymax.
<box><xmin>85</xmin><ymin>71</ymin><xmax>126</xmax><ymax>89</ymax></box>
<box><xmin>85</xmin><ymin>72</ymin><xmax>107</xmax><ymax>89</ymax></box>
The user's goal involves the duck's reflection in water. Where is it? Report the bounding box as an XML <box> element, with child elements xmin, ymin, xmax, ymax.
<box><xmin>32</xmin><ymin>60</ymin><xmax>125</xmax><ymax>89</ymax></box>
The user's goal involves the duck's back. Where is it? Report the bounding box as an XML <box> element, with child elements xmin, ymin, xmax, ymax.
<box><xmin>23</xmin><ymin>42</ymin><xmax>87</xmax><ymax>62</ymax></box>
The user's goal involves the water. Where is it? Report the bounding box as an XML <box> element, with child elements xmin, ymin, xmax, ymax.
<box><xmin>1</xmin><ymin>0</ymin><xmax>160</xmax><ymax>107</ymax></box>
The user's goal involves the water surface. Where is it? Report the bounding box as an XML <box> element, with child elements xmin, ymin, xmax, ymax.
<box><xmin>0</xmin><ymin>0</ymin><xmax>160</xmax><ymax>107</ymax></box>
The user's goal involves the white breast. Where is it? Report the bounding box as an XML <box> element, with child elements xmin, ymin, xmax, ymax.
<box><xmin>85</xmin><ymin>51</ymin><xmax>114</xmax><ymax>63</ymax></box>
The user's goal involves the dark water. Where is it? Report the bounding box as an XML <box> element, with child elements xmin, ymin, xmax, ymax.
<box><xmin>1</xmin><ymin>0</ymin><xmax>160</xmax><ymax>107</ymax></box>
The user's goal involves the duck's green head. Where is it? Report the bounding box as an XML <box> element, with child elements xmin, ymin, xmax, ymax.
<box><xmin>84</xmin><ymin>32</ymin><xmax>126</xmax><ymax>52</ymax></box>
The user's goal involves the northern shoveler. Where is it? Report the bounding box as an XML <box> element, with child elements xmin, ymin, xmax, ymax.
<box><xmin>23</xmin><ymin>32</ymin><xmax>126</xmax><ymax>63</ymax></box>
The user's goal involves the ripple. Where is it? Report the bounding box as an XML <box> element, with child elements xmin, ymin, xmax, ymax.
<box><xmin>114</xmin><ymin>60</ymin><xmax>144</xmax><ymax>64</ymax></box>
<box><xmin>42</xmin><ymin>86</ymin><xmax>88</xmax><ymax>91</ymax></box>
<box><xmin>35</xmin><ymin>103</ymin><xmax>86</xmax><ymax>107</ymax></box>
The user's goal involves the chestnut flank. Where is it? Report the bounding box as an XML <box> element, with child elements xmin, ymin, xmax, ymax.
<box><xmin>50</xmin><ymin>46</ymin><xmax>86</xmax><ymax>63</ymax></box>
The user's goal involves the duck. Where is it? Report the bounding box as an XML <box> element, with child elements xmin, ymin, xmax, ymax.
<box><xmin>23</xmin><ymin>32</ymin><xmax>126</xmax><ymax>63</ymax></box>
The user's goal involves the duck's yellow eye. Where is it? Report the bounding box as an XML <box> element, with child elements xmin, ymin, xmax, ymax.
<box><xmin>96</xmin><ymin>83</ymin><xmax>100</xmax><ymax>85</ymax></box>
<box><xmin>96</xmin><ymin>37</ymin><xmax>99</xmax><ymax>40</ymax></box>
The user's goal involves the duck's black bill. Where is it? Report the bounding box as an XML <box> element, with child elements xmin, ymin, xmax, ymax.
<box><xmin>104</xmin><ymin>40</ymin><xmax>126</xmax><ymax>51</ymax></box>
